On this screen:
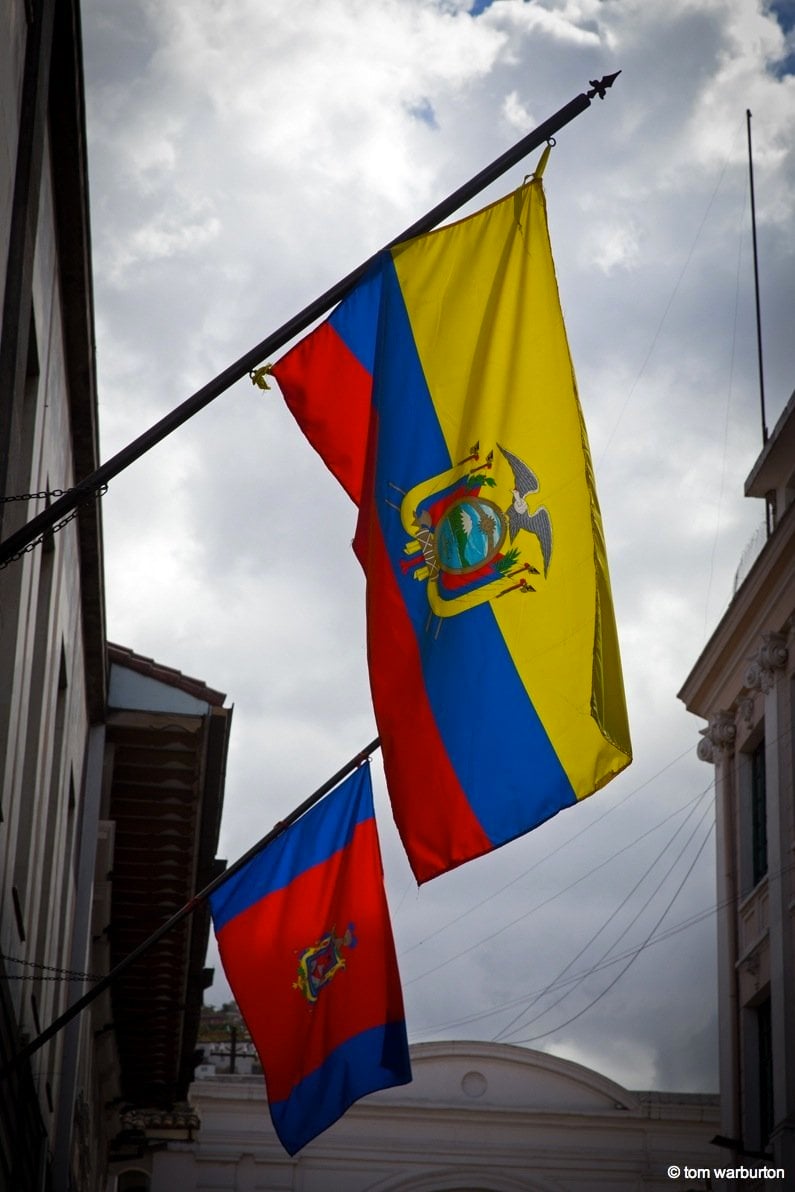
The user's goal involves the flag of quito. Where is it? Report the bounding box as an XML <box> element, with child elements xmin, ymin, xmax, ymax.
<box><xmin>272</xmin><ymin>179</ymin><xmax>632</xmax><ymax>884</ymax></box>
<box><xmin>209</xmin><ymin>766</ymin><xmax>411</xmax><ymax>1155</ymax></box>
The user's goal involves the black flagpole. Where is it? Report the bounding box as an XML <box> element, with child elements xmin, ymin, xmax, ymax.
<box><xmin>1</xmin><ymin>738</ymin><xmax>381</xmax><ymax>1077</ymax></box>
<box><xmin>0</xmin><ymin>72</ymin><xmax>620</xmax><ymax>568</ymax></box>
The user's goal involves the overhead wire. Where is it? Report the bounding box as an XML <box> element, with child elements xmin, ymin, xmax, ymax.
<box><xmin>507</xmin><ymin>817</ymin><xmax>716</xmax><ymax>1045</ymax></box>
<box><xmin>403</xmin><ymin>719</ymin><xmax>791</xmax><ymax>992</ymax></box>
<box><xmin>403</xmin><ymin>779</ymin><xmax>715</xmax><ymax>987</ymax></box>
<box><xmin>495</xmin><ymin>795</ymin><xmax>715</xmax><ymax>1043</ymax></box>
<box><xmin>399</xmin><ymin>741</ymin><xmax>699</xmax><ymax>957</ymax></box>
<box><xmin>596</xmin><ymin>126</ymin><xmax>743</xmax><ymax>465</ymax></box>
<box><xmin>493</xmin><ymin>788</ymin><xmax>713</xmax><ymax>1042</ymax></box>
<box><xmin>410</xmin><ymin>849</ymin><xmax>795</xmax><ymax>1040</ymax></box>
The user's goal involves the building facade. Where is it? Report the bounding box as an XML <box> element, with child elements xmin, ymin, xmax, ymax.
<box><xmin>1</xmin><ymin>1</ymin><xmax>108</xmax><ymax>1186</ymax></box>
<box><xmin>1</xmin><ymin>3</ymin><xmax>233</xmax><ymax>1187</ymax></box>
<box><xmin>140</xmin><ymin>1040</ymin><xmax>719</xmax><ymax>1192</ymax></box>
<box><xmin>100</xmin><ymin>646</ymin><xmax>232</xmax><ymax>1184</ymax></box>
<box><xmin>679</xmin><ymin>391</ymin><xmax>795</xmax><ymax>1185</ymax></box>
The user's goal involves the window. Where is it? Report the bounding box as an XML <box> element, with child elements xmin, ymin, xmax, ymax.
<box><xmin>117</xmin><ymin>1172</ymin><xmax>151</xmax><ymax>1192</ymax></box>
<box><xmin>757</xmin><ymin>997</ymin><xmax>774</xmax><ymax>1149</ymax></box>
<box><xmin>742</xmin><ymin>993</ymin><xmax>776</xmax><ymax>1153</ymax></box>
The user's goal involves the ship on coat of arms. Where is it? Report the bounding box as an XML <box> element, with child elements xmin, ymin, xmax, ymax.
<box><xmin>395</xmin><ymin>442</ymin><xmax>552</xmax><ymax>619</ymax></box>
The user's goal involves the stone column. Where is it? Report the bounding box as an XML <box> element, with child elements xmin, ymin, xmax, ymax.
<box><xmin>746</xmin><ymin>631</ymin><xmax>794</xmax><ymax>1173</ymax></box>
<box><xmin>697</xmin><ymin>710</ymin><xmax>739</xmax><ymax>1156</ymax></box>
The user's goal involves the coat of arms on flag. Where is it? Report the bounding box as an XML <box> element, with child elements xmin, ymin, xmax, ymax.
<box><xmin>396</xmin><ymin>441</ymin><xmax>552</xmax><ymax>619</ymax></box>
<box><xmin>293</xmin><ymin>924</ymin><xmax>356</xmax><ymax>1003</ymax></box>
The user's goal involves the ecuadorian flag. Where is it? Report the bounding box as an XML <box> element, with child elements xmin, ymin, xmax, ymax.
<box><xmin>273</xmin><ymin>179</ymin><xmax>632</xmax><ymax>884</ymax></box>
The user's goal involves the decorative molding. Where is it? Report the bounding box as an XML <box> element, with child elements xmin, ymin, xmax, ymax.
<box><xmin>120</xmin><ymin>1103</ymin><xmax>200</xmax><ymax>1135</ymax></box>
<box><xmin>696</xmin><ymin>737</ymin><xmax>715</xmax><ymax>764</ymax></box>
<box><xmin>744</xmin><ymin>631</ymin><xmax>789</xmax><ymax>696</ymax></box>
<box><xmin>759</xmin><ymin>630</ymin><xmax>789</xmax><ymax>669</ymax></box>
<box><xmin>461</xmin><ymin>1070</ymin><xmax>488</xmax><ymax>1099</ymax></box>
<box><xmin>735</xmin><ymin>929</ymin><xmax>768</xmax><ymax>981</ymax></box>
<box><xmin>697</xmin><ymin>710</ymin><xmax>736</xmax><ymax>763</ymax></box>
<box><xmin>744</xmin><ymin>950</ymin><xmax>761</xmax><ymax>978</ymax></box>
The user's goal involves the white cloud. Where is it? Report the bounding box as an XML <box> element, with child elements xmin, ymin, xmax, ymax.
<box><xmin>106</xmin><ymin>207</ymin><xmax>221</xmax><ymax>280</ymax></box>
<box><xmin>485</xmin><ymin>0</ymin><xmax>604</xmax><ymax>48</ymax></box>
<box><xmin>80</xmin><ymin>0</ymin><xmax>795</xmax><ymax>1098</ymax></box>
<box><xmin>540</xmin><ymin>1035</ymin><xmax>658</xmax><ymax>1092</ymax></box>
<box><xmin>502</xmin><ymin>88</ymin><xmax>534</xmax><ymax>131</ymax></box>
<box><xmin>588</xmin><ymin>219</ymin><xmax>641</xmax><ymax>273</ymax></box>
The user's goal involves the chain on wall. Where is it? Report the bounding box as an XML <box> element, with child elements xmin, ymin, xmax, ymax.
<box><xmin>0</xmin><ymin>484</ymin><xmax>108</xmax><ymax>570</ymax></box>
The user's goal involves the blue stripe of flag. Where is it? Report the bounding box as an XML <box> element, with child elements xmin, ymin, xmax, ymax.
<box><xmin>209</xmin><ymin>766</ymin><xmax>373</xmax><ymax>932</ymax></box>
<box><xmin>269</xmin><ymin>1021</ymin><xmax>411</xmax><ymax>1155</ymax></box>
<box><xmin>335</xmin><ymin>258</ymin><xmax>576</xmax><ymax>846</ymax></box>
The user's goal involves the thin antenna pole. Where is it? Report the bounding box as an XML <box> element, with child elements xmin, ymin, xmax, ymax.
<box><xmin>1</xmin><ymin>737</ymin><xmax>381</xmax><ymax>1077</ymax></box>
<box><xmin>0</xmin><ymin>73</ymin><xmax>621</xmax><ymax>568</ymax></box>
<box><xmin>746</xmin><ymin>109</ymin><xmax>768</xmax><ymax>446</ymax></box>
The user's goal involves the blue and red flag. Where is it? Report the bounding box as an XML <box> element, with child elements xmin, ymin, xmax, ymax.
<box><xmin>208</xmin><ymin>765</ymin><xmax>411</xmax><ymax>1154</ymax></box>
<box><xmin>273</xmin><ymin>180</ymin><xmax>632</xmax><ymax>884</ymax></box>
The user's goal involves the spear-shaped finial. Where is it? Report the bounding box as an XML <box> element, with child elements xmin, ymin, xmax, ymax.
<box><xmin>587</xmin><ymin>71</ymin><xmax>621</xmax><ymax>100</ymax></box>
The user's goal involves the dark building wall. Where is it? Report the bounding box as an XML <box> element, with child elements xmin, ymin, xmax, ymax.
<box><xmin>0</xmin><ymin>1</ymin><xmax>107</xmax><ymax>1188</ymax></box>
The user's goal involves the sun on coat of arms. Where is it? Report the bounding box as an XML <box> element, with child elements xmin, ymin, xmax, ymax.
<box><xmin>393</xmin><ymin>442</ymin><xmax>552</xmax><ymax>619</ymax></box>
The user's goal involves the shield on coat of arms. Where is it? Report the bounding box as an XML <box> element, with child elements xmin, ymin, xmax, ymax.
<box><xmin>396</xmin><ymin>442</ymin><xmax>552</xmax><ymax>619</ymax></box>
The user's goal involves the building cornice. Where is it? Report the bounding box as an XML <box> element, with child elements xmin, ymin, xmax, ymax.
<box><xmin>696</xmin><ymin>710</ymin><xmax>737</xmax><ymax>763</ymax></box>
<box><xmin>678</xmin><ymin>500</ymin><xmax>794</xmax><ymax>721</ymax></box>
<box><xmin>692</xmin><ymin>629</ymin><xmax>790</xmax><ymax>762</ymax></box>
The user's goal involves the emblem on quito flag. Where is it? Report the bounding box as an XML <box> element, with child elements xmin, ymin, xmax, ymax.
<box><xmin>294</xmin><ymin>924</ymin><xmax>356</xmax><ymax>1003</ymax></box>
<box><xmin>396</xmin><ymin>442</ymin><xmax>553</xmax><ymax>618</ymax></box>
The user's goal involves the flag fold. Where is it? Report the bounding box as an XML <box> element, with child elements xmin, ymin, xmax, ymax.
<box><xmin>273</xmin><ymin>179</ymin><xmax>632</xmax><ymax>884</ymax></box>
<box><xmin>209</xmin><ymin>765</ymin><xmax>410</xmax><ymax>1154</ymax></box>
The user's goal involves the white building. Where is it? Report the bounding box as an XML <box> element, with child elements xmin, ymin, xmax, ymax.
<box><xmin>135</xmin><ymin>1041</ymin><xmax>719</xmax><ymax>1191</ymax></box>
<box><xmin>679</xmin><ymin>390</ymin><xmax>795</xmax><ymax>1185</ymax></box>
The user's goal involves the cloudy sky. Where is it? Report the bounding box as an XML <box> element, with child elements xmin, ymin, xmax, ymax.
<box><xmin>80</xmin><ymin>0</ymin><xmax>795</xmax><ymax>1095</ymax></box>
